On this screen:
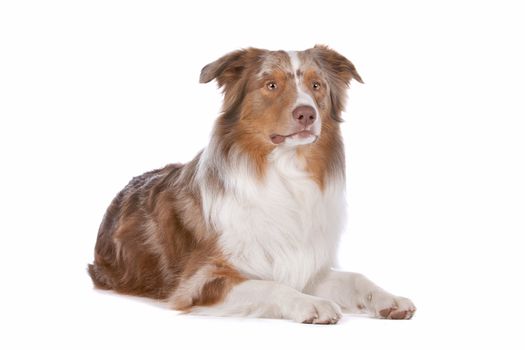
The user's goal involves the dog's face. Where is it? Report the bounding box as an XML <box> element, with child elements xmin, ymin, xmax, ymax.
<box><xmin>200</xmin><ymin>46</ymin><xmax>362</xmax><ymax>150</ymax></box>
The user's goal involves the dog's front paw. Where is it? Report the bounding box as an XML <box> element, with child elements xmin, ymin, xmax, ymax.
<box><xmin>371</xmin><ymin>293</ymin><xmax>416</xmax><ymax>320</ymax></box>
<box><xmin>288</xmin><ymin>296</ymin><xmax>342</xmax><ymax>324</ymax></box>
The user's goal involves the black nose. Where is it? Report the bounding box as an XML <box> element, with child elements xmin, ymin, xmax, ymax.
<box><xmin>292</xmin><ymin>105</ymin><xmax>316</xmax><ymax>127</ymax></box>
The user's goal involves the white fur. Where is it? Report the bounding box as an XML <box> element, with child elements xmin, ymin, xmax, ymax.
<box><xmin>287</xmin><ymin>51</ymin><xmax>317</xmax><ymax>107</ymax></box>
<box><xmin>284</xmin><ymin>132</ymin><xmax>317</xmax><ymax>146</ymax></box>
<box><xmin>287</xmin><ymin>51</ymin><xmax>321</xmax><ymax>135</ymax></box>
<box><xmin>169</xmin><ymin>264</ymin><xmax>216</xmax><ymax>308</ymax></box>
<box><xmin>191</xmin><ymin>279</ymin><xmax>342</xmax><ymax>324</ymax></box>
<box><xmin>256</xmin><ymin>51</ymin><xmax>321</xmax><ymax>147</ymax></box>
<box><xmin>194</xmin><ymin>143</ymin><xmax>416</xmax><ymax>322</ymax></box>
<box><xmin>199</xmin><ymin>145</ymin><xmax>345</xmax><ymax>291</ymax></box>
<box><xmin>306</xmin><ymin>270</ymin><xmax>416</xmax><ymax>319</ymax></box>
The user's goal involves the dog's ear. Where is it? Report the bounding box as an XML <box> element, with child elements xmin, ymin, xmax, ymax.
<box><xmin>200</xmin><ymin>48</ymin><xmax>266</xmax><ymax>116</ymax></box>
<box><xmin>199</xmin><ymin>48</ymin><xmax>265</xmax><ymax>87</ymax></box>
<box><xmin>312</xmin><ymin>44</ymin><xmax>363</xmax><ymax>85</ymax></box>
<box><xmin>199</xmin><ymin>50</ymin><xmax>245</xmax><ymax>86</ymax></box>
<box><xmin>311</xmin><ymin>45</ymin><xmax>363</xmax><ymax>122</ymax></box>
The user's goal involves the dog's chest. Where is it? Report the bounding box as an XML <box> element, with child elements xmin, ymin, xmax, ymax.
<box><xmin>212</xmin><ymin>152</ymin><xmax>345</xmax><ymax>291</ymax></box>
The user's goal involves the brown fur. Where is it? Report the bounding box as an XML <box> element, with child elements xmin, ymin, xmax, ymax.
<box><xmin>88</xmin><ymin>45</ymin><xmax>361</xmax><ymax>310</ymax></box>
<box><xmin>87</xmin><ymin>160</ymin><xmax>240</xmax><ymax>304</ymax></box>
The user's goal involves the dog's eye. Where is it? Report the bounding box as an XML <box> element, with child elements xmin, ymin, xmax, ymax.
<box><xmin>312</xmin><ymin>82</ymin><xmax>321</xmax><ymax>90</ymax></box>
<box><xmin>266</xmin><ymin>81</ymin><xmax>277</xmax><ymax>90</ymax></box>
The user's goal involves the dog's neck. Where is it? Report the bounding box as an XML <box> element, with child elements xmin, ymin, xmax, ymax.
<box><xmin>199</xmin><ymin>132</ymin><xmax>345</xmax><ymax>195</ymax></box>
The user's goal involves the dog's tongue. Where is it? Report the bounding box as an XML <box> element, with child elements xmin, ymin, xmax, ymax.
<box><xmin>270</xmin><ymin>135</ymin><xmax>286</xmax><ymax>144</ymax></box>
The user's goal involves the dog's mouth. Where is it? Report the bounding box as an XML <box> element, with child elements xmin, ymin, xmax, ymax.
<box><xmin>270</xmin><ymin>130</ymin><xmax>318</xmax><ymax>145</ymax></box>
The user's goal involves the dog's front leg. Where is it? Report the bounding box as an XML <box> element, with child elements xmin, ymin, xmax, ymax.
<box><xmin>187</xmin><ymin>280</ymin><xmax>343</xmax><ymax>324</ymax></box>
<box><xmin>305</xmin><ymin>270</ymin><xmax>416</xmax><ymax>319</ymax></box>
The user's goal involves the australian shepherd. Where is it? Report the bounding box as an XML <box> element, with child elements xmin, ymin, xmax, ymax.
<box><xmin>88</xmin><ymin>45</ymin><xmax>415</xmax><ymax>324</ymax></box>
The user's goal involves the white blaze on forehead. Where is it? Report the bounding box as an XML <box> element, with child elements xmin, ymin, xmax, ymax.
<box><xmin>287</xmin><ymin>51</ymin><xmax>317</xmax><ymax>110</ymax></box>
<box><xmin>287</xmin><ymin>51</ymin><xmax>301</xmax><ymax>73</ymax></box>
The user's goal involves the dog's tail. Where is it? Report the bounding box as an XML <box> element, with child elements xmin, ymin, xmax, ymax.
<box><xmin>87</xmin><ymin>263</ymin><xmax>112</xmax><ymax>290</ymax></box>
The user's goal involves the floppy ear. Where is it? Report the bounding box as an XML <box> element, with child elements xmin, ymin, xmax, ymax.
<box><xmin>312</xmin><ymin>44</ymin><xmax>363</xmax><ymax>84</ymax></box>
<box><xmin>199</xmin><ymin>48</ymin><xmax>266</xmax><ymax>116</ymax></box>
<box><xmin>199</xmin><ymin>48</ymin><xmax>266</xmax><ymax>86</ymax></box>
<box><xmin>199</xmin><ymin>49</ymin><xmax>246</xmax><ymax>86</ymax></box>
<box><xmin>311</xmin><ymin>45</ymin><xmax>363</xmax><ymax>122</ymax></box>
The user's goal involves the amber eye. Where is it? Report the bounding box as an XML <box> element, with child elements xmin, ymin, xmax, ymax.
<box><xmin>267</xmin><ymin>81</ymin><xmax>277</xmax><ymax>90</ymax></box>
<box><xmin>312</xmin><ymin>81</ymin><xmax>321</xmax><ymax>90</ymax></box>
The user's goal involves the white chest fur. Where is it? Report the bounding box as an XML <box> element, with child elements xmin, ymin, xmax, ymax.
<box><xmin>204</xmin><ymin>147</ymin><xmax>346</xmax><ymax>291</ymax></box>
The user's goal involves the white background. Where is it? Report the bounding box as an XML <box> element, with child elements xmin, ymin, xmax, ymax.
<box><xmin>1</xmin><ymin>0</ymin><xmax>524</xmax><ymax>349</ymax></box>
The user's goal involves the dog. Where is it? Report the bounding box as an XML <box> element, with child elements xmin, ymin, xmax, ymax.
<box><xmin>88</xmin><ymin>45</ymin><xmax>416</xmax><ymax>324</ymax></box>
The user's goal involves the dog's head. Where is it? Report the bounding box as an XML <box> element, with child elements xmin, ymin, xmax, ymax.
<box><xmin>200</xmin><ymin>45</ymin><xmax>362</xmax><ymax>149</ymax></box>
